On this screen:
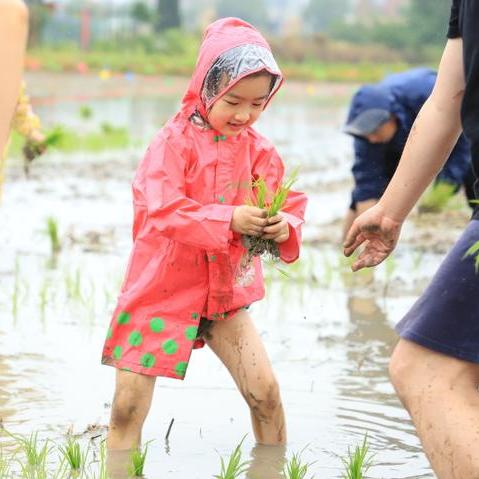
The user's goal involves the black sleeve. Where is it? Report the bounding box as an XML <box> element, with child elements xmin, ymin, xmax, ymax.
<box><xmin>447</xmin><ymin>0</ymin><xmax>461</xmax><ymax>38</ymax></box>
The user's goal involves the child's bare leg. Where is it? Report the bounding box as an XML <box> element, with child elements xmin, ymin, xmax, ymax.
<box><xmin>205</xmin><ymin>310</ymin><xmax>286</xmax><ymax>445</ymax></box>
<box><xmin>107</xmin><ymin>369</ymin><xmax>156</xmax><ymax>450</ymax></box>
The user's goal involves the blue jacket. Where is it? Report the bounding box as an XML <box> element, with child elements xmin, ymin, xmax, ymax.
<box><xmin>348</xmin><ymin>68</ymin><xmax>471</xmax><ymax>208</ymax></box>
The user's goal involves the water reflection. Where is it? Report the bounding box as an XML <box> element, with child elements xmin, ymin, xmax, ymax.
<box><xmin>105</xmin><ymin>443</ymin><xmax>287</xmax><ymax>479</ymax></box>
<box><xmin>334</xmin><ymin>295</ymin><xmax>432</xmax><ymax>477</ymax></box>
<box><xmin>246</xmin><ymin>444</ymin><xmax>286</xmax><ymax>479</ymax></box>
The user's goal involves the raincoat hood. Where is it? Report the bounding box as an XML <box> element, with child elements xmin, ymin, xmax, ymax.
<box><xmin>102</xmin><ymin>18</ymin><xmax>307</xmax><ymax>382</ymax></box>
<box><xmin>181</xmin><ymin>17</ymin><xmax>283</xmax><ymax>121</ymax></box>
<box><xmin>348</xmin><ymin>85</ymin><xmax>393</xmax><ymax>117</ymax></box>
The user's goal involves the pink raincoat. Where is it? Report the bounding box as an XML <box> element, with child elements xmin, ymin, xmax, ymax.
<box><xmin>102</xmin><ymin>18</ymin><xmax>307</xmax><ymax>380</ymax></box>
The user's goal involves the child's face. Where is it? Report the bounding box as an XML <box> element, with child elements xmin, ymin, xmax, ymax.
<box><xmin>207</xmin><ymin>74</ymin><xmax>272</xmax><ymax>137</ymax></box>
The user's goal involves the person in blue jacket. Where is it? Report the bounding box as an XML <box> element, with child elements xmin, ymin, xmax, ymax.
<box><xmin>343</xmin><ymin>67</ymin><xmax>474</xmax><ymax>237</ymax></box>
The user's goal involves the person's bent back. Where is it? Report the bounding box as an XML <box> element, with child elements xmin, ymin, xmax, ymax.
<box><xmin>342</xmin><ymin>68</ymin><xmax>472</xmax><ymax>238</ymax></box>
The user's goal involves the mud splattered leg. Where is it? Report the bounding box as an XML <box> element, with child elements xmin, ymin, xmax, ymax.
<box><xmin>205</xmin><ymin>310</ymin><xmax>286</xmax><ymax>445</ymax></box>
<box><xmin>390</xmin><ymin>339</ymin><xmax>479</xmax><ymax>479</ymax></box>
<box><xmin>106</xmin><ymin>369</ymin><xmax>156</xmax><ymax>476</ymax></box>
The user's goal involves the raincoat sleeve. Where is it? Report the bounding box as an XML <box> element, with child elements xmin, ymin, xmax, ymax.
<box><xmin>437</xmin><ymin>133</ymin><xmax>471</xmax><ymax>186</ymax></box>
<box><xmin>252</xmin><ymin>145</ymin><xmax>307</xmax><ymax>264</ymax></box>
<box><xmin>351</xmin><ymin>137</ymin><xmax>389</xmax><ymax>209</ymax></box>
<box><xmin>135</xmin><ymin>137</ymin><xmax>236</xmax><ymax>251</ymax></box>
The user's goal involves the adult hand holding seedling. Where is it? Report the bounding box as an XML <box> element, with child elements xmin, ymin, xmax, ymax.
<box><xmin>231</xmin><ymin>205</ymin><xmax>268</xmax><ymax>236</ymax></box>
<box><xmin>262</xmin><ymin>214</ymin><xmax>289</xmax><ymax>243</ymax></box>
<box><xmin>343</xmin><ymin>203</ymin><xmax>402</xmax><ymax>271</ymax></box>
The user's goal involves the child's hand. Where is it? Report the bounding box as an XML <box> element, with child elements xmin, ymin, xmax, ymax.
<box><xmin>231</xmin><ymin>206</ymin><xmax>268</xmax><ymax>236</ymax></box>
<box><xmin>262</xmin><ymin>214</ymin><xmax>289</xmax><ymax>243</ymax></box>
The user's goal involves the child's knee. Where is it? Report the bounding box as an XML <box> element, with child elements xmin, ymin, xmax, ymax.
<box><xmin>245</xmin><ymin>377</ymin><xmax>282</xmax><ymax>421</ymax></box>
<box><xmin>110</xmin><ymin>387</ymin><xmax>148</xmax><ymax>428</ymax></box>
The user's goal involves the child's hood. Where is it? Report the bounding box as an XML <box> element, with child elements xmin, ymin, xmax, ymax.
<box><xmin>180</xmin><ymin>17</ymin><xmax>283</xmax><ymax>121</ymax></box>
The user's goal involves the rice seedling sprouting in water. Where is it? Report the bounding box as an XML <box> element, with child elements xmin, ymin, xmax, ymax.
<box><xmin>283</xmin><ymin>451</ymin><xmax>314</xmax><ymax>479</ymax></box>
<box><xmin>243</xmin><ymin>168</ymin><xmax>299</xmax><ymax>261</ymax></box>
<box><xmin>128</xmin><ymin>441</ymin><xmax>151</xmax><ymax>477</ymax></box>
<box><xmin>214</xmin><ymin>437</ymin><xmax>249</xmax><ymax>479</ymax></box>
<box><xmin>58</xmin><ymin>437</ymin><xmax>88</xmax><ymax>475</ymax></box>
<box><xmin>45</xmin><ymin>216</ymin><xmax>61</xmax><ymax>256</ymax></box>
<box><xmin>39</xmin><ymin>278</ymin><xmax>50</xmax><ymax>321</ymax></box>
<box><xmin>0</xmin><ymin>447</ymin><xmax>10</xmax><ymax>478</ymax></box>
<box><xmin>12</xmin><ymin>255</ymin><xmax>20</xmax><ymax>320</ymax></box>
<box><xmin>90</xmin><ymin>440</ymin><xmax>108</xmax><ymax>479</ymax></box>
<box><xmin>418</xmin><ymin>181</ymin><xmax>456</xmax><ymax>213</ymax></box>
<box><xmin>79</xmin><ymin>105</ymin><xmax>93</xmax><ymax>120</ymax></box>
<box><xmin>341</xmin><ymin>434</ymin><xmax>374</xmax><ymax>479</ymax></box>
<box><xmin>11</xmin><ymin>431</ymin><xmax>51</xmax><ymax>478</ymax></box>
<box><xmin>23</xmin><ymin>126</ymin><xmax>65</xmax><ymax>174</ymax></box>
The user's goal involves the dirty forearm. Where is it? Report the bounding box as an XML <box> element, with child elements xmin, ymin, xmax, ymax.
<box><xmin>379</xmin><ymin>39</ymin><xmax>465</xmax><ymax>222</ymax></box>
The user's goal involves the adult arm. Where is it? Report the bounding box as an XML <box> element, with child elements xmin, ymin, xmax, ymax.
<box><xmin>436</xmin><ymin>132</ymin><xmax>471</xmax><ymax>186</ymax></box>
<box><xmin>344</xmin><ymin>39</ymin><xmax>465</xmax><ymax>270</ymax></box>
<box><xmin>0</xmin><ymin>0</ymin><xmax>29</xmax><ymax>154</ymax></box>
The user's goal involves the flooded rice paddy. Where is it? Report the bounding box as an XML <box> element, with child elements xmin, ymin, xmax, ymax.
<box><xmin>0</xmin><ymin>72</ymin><xmax>471</xmax><ymax>477</ymax></box>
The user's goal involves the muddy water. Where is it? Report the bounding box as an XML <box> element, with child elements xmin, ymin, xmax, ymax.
<box><xmin>0</xmin><ymin>73</ymin><xmax>469</xmax><ymax>477</ymax></box>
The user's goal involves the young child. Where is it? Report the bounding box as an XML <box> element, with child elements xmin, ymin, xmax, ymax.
<box><xmin>102</xmin><ymin>17</ymin><xmax>307</xmax><ymax>452</ymax></box>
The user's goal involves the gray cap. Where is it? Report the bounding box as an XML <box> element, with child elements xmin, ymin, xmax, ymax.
<box><xmin>344</xmin><ymin>108</ymin><xmax>391</xmax><ymax>137</ymax></box>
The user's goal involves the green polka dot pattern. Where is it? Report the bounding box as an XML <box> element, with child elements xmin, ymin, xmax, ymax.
<box><xmin>185</xmin><ymin>326</ymin><xmax>198</xmax><ymax>341</ymax></box>
<box><xmin>175</xmin><ymin>362</ymin><xmax>188</xmax><ymax>377</ymax></box>
<box><xmin>191</xmin><ymin>312</ymin><xmax>199</xmax><ymax>320</ymax></box>
<box><xmin>117</xmin><ymin>311</ymin><xmax>130</xmax><ymax>325</ymax></box>
<box><xmin>162</xmin><ymin>339</ymin><xmax>179</xmax><ymax>355</ymax></box>
<box><xmin>113</xmin><ymin>345</ymin><xmax>123</xmax><ymax>360</ymax></box>
<box><xmin>128</xmin><ymin>330</ymin><xmax>143</xmax><ymax>347</ymax></box>
<box><xmin>140</xmin><ymin>353</ymin><xmax>156</xmax><ymax>368</ymax></box>
<box><xmin>150</xmin><ymin>317</ymin><xmax>165</xmax><ymax>333</ymax></box>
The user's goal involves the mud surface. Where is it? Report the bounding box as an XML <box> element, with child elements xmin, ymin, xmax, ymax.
<box><xmin>0</xmin><ymin>72</ymin><xmax>470</xmax><ymax>477</ymax></box>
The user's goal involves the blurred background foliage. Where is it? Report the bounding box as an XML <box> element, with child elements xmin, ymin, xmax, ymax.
<box><xmin>23</xmin><ymin>0</ymin><xmax>452</xmax><ymax>82</ymax></box>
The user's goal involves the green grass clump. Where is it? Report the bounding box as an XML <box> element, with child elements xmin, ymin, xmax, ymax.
<box><xmin>0</xmin><ymin>448</ymin><xmax>10</xmax><ymax>478</ymax></box>
<box><xmin>248</xmin><ymin>168</ymin><xmax>299</xmax><ymax>218</ymax></box>
<box><xmin>244</xmin><ymin>168</ymin><xmax>299</xmax><ymax>260</ymax></box>
<box><xmin>341</xmin><ymin>435</ymin><xmax>374</xmax><ymax>479</ymax></box>
<box><xmin>12</xmin><ymin>431</ymin><xmax>51</xmax><ymax>478</ymax></box>
<box><xmin>128</xmin><ymin>442</ymin><xmax>150</xmax><ymax>477</ymax></box>
<box><xmin>42</xmin><ymin>126</ymin><xmax>65</xmax><ymax>149</ymax></box>
<box><xmin>79</xmin><ymin>105</ymin><xmax>93</xmax><ymax>120</ymax></box>
<box><xmin>283</xmin><ymin>451</ymin><xmax>314</xmax><ymax>479</ymax></box>
<box><xmin>418</xmin><ymin>181</ymin><xmax>456</xmax><ymax>213</ymax></box>
<box><xmin>58</xmin><ymin>437</ymin><xmax>88</xmax><ymax>474</ymax></box>
<box><xmin>45</xmin><ymin>216</ymin><xmax>61</xmax><ymax>255</ymax></box>
<box><xmin>214</xmin><ymin>438</ymin><xmax>249</xmax><ymax>479</ymax></box>
<box><xmin>9</xmin><ymin>124</ymin><xmax>131</xmax><ymax>157</ymax></box>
